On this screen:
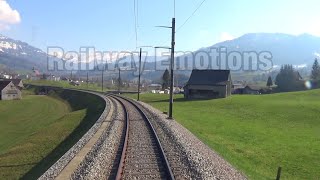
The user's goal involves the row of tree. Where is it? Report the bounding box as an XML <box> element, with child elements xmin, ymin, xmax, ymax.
<box><xmin>266</xmin><ymin>58</ymin><xmax>320</xmax><ymax>92</ymax></box>
<box><xmin>311</xmin><ymin>59</ymin><xmax>320</xmax><ymax>80</ymax></box>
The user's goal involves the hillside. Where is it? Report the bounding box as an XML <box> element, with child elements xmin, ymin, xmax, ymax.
<box><xmin>208</xmin><ymin>33</ymin><xmax>320</xmax><ymax>66</ymax></box>
<box><xmin>0</xmin><ymin>89</ymin><xmax>105</xmax><ymax>179</ymax></box>
<box><xmin>0</xmin><ymin>34</ymin><xmax>48</xmax><ymax>71</ymax></box>
<box><xmin>127</xmin><ymin>90</ymin><xmax>320</xmax><ymax>179</ymax></box>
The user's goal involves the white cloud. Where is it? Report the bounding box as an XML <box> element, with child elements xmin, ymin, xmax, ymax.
<box><xmin>0</xmin><ymin>23</ymin><xmax>10</xmax><ymax>30</ymax></box>
<box><xmin>307</xmin><ymin>24</ymin><xmax>320</xmax><ymax>37</ymax></box>
<box><xmin>219</xmin><ymin>32</ymin><xmax>235</xmax><ymax>42</ymax></box>
<box><xmin>0</xmin><ymin>0</ymin><xmax>21</xmax><ymax>30</ymax></box>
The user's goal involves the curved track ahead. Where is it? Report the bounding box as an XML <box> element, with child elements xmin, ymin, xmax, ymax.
<box><xmin>109</xmin><ymin>95</ymin><xmax>175</xmax><ymax>180</ymax></box>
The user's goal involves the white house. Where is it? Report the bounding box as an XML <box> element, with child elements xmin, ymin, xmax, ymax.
<box><xmin>0</xmin><ymin>81</ymin><xmax>22</xmax><ymax>100</ymax></box>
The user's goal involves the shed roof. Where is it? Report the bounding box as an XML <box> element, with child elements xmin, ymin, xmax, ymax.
<box><xmin>10</xmin><ymin>79</ymin><xmax>23</xmax><ymax>87</ymax></box>
<box><xmin>186</xmin><ymin>69</ymin><xmax>231</xmax><ymax>86</ymax></box>
<box><xmin>0</xmin><ymin>81</ymin><xmax>11</xmax><ymax>91</ymax></box>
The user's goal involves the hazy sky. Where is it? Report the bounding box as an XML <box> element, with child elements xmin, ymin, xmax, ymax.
<box><xmin>1</xmin><ymin>0</ymin><xmax>320</xmax><ymax>52</ymax></box>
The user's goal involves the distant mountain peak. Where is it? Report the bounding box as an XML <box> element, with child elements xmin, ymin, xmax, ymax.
<box><xmin>204</xmin><ymin>32</ymin><xmax>320</xmax><ymax>66</ymax></box>
<box><xmin>0</xmin><ymin>35</ymin><xmax>48</xmax><ymax>72</ymax></box>
<box><xmin>0</xmin><ymin>34</ymin><xmax>8</xmax><ymax>40</ymax></box>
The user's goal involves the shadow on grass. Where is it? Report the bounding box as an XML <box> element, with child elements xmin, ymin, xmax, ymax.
<box><xmin>147</xmin><ymin>97</ymin><xmax>213</xmax><ymax>103</ymax></box>
<box><xmin>21</xmin><ymin>88</ymin><xmax>105</xmax><ymax>180</ymax></box>
<box><xmin>0</xmin><ymin>162</ymin><xmax>37</xmax><ymax>168</ymax></box>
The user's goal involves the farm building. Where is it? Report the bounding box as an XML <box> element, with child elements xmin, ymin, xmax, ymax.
<box><xmin>240</xmin><ymin>85</ymin><xmax>261</xmax><ymax>95</ymax></box>
<box><xmin>184</xmin><ymin>69</ymin><xmax>232</xmax><ymax>99</ymax></box>
<box><xmin>233</xmin><ymin>85</ymin><xmax>270</xmax><ymax>95</ymax></box>
<box><xmin>9</xmin><ymin>79</ymin><xmax>24</xmax><ymax>90</ymax></box>
<box><xmin>0</xmin><ymin>81</ymin><xmax>22</xmax><ymax>100</ymax></box>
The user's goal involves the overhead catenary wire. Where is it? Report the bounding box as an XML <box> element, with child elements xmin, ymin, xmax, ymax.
<box><xmin>174</xmin><ymin>0</ymin><xmax>176</xmax><ymax>18</ymax></box>
<box><xmin>176</xmin><ymin>0</ymin><xmax>207</xmax><ymax>32</ymax></box>
<box><xmin>155</xmin><ymin>0</ymin><xmax>208</xmax><ymax>48</ymax></box>
<box><xmin>133</xmin><ymin>0</ymin><xmax>139</xmax><ymax>49</ymax></box>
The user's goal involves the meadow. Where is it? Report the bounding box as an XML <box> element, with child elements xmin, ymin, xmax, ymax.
<box><xmin>25</xmin><ymin>79</ymin><xmax>105</xmax><ymax>92</ymax></box>
<box><xmin>0</xmin><ymin>88</ymin><xmax>105</xmax><ymax>179</ymax></box>
<box><xmin>126</xmin><ymin>90</ymin><xmax>320</xmax><ymax>179</ymax></box>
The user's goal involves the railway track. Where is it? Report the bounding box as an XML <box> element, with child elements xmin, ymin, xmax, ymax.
<box><xmin>109</xmin><ymin>95</ymin><xmax>175</xmax><ymax>180</ymax></box>
<box><xmin>38</xmin><ymin>87</ymin><xmax>246</xmax><ymax>180</ymax></box>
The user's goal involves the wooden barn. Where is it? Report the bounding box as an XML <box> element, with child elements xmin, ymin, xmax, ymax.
<box><xmin>184</xmin><ymin>70</ymin><xmax>232</xmax><ymax>99</ymax></box>
<box><xmin>0</xmin><ymin>81</ymin><xmax>22</xmax><ymax>100</ymax></box>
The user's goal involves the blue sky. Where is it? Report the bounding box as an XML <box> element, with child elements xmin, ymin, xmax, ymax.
<box><xmin>1</xmin><ymin>0</ymin><xmax>320</xmax><ymax>52</ymax></box>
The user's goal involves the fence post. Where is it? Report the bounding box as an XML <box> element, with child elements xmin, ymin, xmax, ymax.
<box><xmin>276</xmin><ymin>167</ymin><xmax>282</xmax><ymax>180</ymax></box>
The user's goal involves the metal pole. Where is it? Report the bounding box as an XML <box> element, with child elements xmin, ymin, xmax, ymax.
<box><xmin>86</xmin><ymin>72</ymin><xmax>89</xmax><ymax>90</ymax></box>
<box><xmin>102</xmin><ymin>70</ymin><xmax>104</xmax><ymax>92</ymax></box>
<box><xmin>138</xmin><ymin>48</ymin><xmax>142</xmax><ymax>101</ymax></box>
<box><xmin>118</xmin><ymin>68</ymin><xmax>121</xmax><ymax>94</ymax></box>
<box><xmin>168</xmin><ymin>18</ymin><xmax>175</xmax><ymax>119</ymax></box>
<box><xmin>276</xmin><ymin>167</ymin><xmax>282</xmax><ymax>180</ymax></box>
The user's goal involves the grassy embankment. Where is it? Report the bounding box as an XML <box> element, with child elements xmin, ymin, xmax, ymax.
<box><xmin>0</xmin><ymin>87</ymin><xmax>105</xmax><ymax>179</ymax></box>
<box><xmin>125</xmin><ymin>90</ymin><xmax>320</xmax><ymax>179</ymax></box>
<box><xmin>25</xmin><ymin>79</ymin><xmax>105</xmax><ymax>92</ymax></box>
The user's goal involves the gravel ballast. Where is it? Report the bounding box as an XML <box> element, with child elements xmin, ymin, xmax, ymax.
<box><xmin>38</xmin><ymin>91</ymin><xmax>247</xmax><ymax>180</ymax></box>
<box><xmin>71</xmin><ymin>97</ymin><xmax>124</xmax><ymax>179</ymax></box>
<box><xmin>134</xmin><ymin>100</ymin><xmax>247</xmax><ymax>180</ymax></box>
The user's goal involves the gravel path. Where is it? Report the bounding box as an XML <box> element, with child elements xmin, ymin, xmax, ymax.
<box><xmin>133</xmin><ymin>100</ymin><xmax>247</xmax><ymax>180</ymax></box>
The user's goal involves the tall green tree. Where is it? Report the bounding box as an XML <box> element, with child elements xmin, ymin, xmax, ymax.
<box><xmin>266</xmin><ymin>76</ymin><xmax>273</xmax><ymax>87</ymax></box>
<box><xmin>275</xmin><ymin>64</ymin><xmax>301</xmax><ymax>92</ymax></box>
<box><xmin>162</xmin><ymin>69</ymin><xmax>170</xmax><ymax>90</ymax></box>
<box><xmin>311</xmin><ymin>58</ymin><xmax>320</xmax><ymax>80</ymax></box>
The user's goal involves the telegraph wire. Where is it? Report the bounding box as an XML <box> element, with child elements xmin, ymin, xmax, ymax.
<box><xmin>176</xmin><ymin>0</ymin><xmax>207</xmax><ymax>32</ymax></box>
<box><xmin>133</xmin><ymin>0</ymin><xmax>139</xmax><ymax>49</ymax></box>
<box><xmin>155</xmin><ymin>0</ymin><xmax>207</xmax><ymax>48</ymax></box>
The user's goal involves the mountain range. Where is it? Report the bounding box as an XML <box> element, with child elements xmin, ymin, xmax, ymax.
<box><xmin>207</xmin><ymin>33</ymin><xmax>320</xmax><ymax>66</ymax></box>
<box><xmin>0</xmin><ymin>33</ymin><xmax>320</xmax><ymax>74</ymax></box>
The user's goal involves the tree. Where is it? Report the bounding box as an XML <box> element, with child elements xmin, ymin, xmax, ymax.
<box><xmin>162</xmin><ymin>69</ymin><xmax>170</xmax><ymax>90</ymax></box>
<box><xmin>275</xmin><ymin>64</ymin><xmax>301</xmax><ymax>92</ymax></box>
<box><xmin>311</xmin><ymin>58</ymin><xmax>320</xmax><ymax>80</ymax></box>
<box><xmin>266</xmin><ymin>76</ymin><xmax>273</xmax><ymax>87</ymax></box>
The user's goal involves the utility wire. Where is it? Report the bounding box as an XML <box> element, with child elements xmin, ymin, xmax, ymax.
<box><xmin>174</xmin><ymin>0</ymin><xmax>176</xmax><ymax>18</ymax></box>
<box><xmin>176</xmin><ymin>0</ymin><xmax>207</xmax><ymax>32</ymax></box>
<box><xmin>134</xmin><ymin>0</ymin><xmax>138</xmax><ymax>49</ymax></box>
<box><xmin>155</xmin><ymin>0</ymin><xmax>207</xmax><ymax>48</ymax></box>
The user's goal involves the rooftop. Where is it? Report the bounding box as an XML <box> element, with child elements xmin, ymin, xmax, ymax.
<box><xmin>0</xmin><ymin>81</ymin><xmax>11</xmax><ymax>91</ymax></box>
<box><xmin>186</xmin><ymin>69</ymin><xmax>231</xmax><ymax>86</ymax></box>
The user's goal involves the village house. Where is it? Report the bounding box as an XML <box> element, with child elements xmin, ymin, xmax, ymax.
<box><xmin>0</xmin><ymin>74</ymin><xmax>12</xmax><ymax>79</ymax></box>
<box><xmin>184</xmin><ymin>69</ymin><xmax>232</xmax><ymax>99</ymax></box>
<box><xmin>148</xmin><ymin>84</ymin><xmax>162</xmax><ymax>90</ymax></box>
<box><xmin>0</xmin><ymin>81</ymin><xmax>22</xmax><ymax>100</ymax></box>
<box><xmin>233</xmin><ymin>85</ymin><xmax>272</xmax><ymax>95</ymax></box>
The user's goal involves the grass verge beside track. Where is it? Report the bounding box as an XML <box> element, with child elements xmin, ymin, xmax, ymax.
<box><xmin>0</xmin><ymin>88</ymin><xmax>105</xmax><ymax>179</ymax></box>
<box><xmin>125</xmin><ymin>90</ymin><xmax>320</xmax><ymax>179</ymax></box>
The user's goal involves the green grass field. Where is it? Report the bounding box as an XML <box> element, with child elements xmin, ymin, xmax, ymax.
<box><xmin>126</xmin><ymin>90</ymin><xmax>320</xmax><ymax>179</ymax></box>
<box><xmin>25</xmin><ymin>79</ymin><xmax>105</xmax><ymax>92</ymax></box>
<box><xmin>0</xmin><ymin>89</ymin><xmax>105</xmax><ymax>179</ymax></box>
